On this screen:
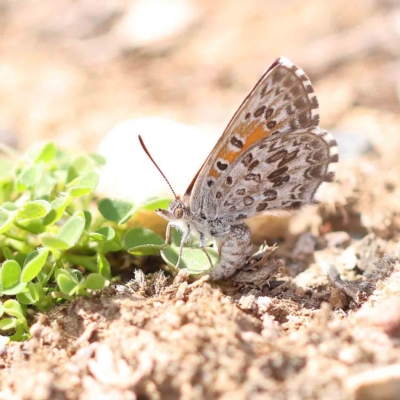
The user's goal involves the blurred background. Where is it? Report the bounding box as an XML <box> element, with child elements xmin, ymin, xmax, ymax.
<box><xmin>2</xmin><ymin>0</ymin><xmax>400</xmax><ymax>226</ymax></box>
<box><xmin>1</xmin><ymin>0</ymin><xmax>400</xmax><ymax>151</ymax></box>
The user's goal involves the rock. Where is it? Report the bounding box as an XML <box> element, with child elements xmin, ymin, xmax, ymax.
<box><xmin>97</xmin><ymin>117</ymin><xmax>216</xmax><ymax>204</ymax></box>
<box><xmin>334</xmin><ymin>130</ymin><xmax>373</xmax><ymax>160</ymax></box>
<box><xmin>337</xmin><ymin>107</ymin><xmax>400</xmax><ymax>163</ymax></box>
<box><xmin>237</xmin><ymin>294</ymin><xmax>257</xmax><ymax>311</ymax></box>
<box><xmin>355</xmin><ymin>297</ymin><xmax>400</xmax><ymax>338</ymax></box>
<box><xmin>340</xmin><ymin>247</ymin><xmax>358</xmax><ymax>271</ymax></box>
<box><xmin>323</xmin><ymin>231</ymin><xmax>351</xmax><ymax>249</ymax></box>
<box><xmin>247</xmin><ymin>212</ymin><xmax>291</xmax><ymax>244</ymax></box>
<box><xmin>329</xmin><ymin>287</ymin><xmax>349</xmax><ymax>309</ymax></box>
<box><xmin>346</xmin><ymin>364</ymin><xmax>400</xmax><ymax>400</ymax></box>
<box><xmin>354</xmin><ymin>233</ymin><xmax>386</xmax><ymax>272</ymax></box>
<box><xmin>291</xmin><ymin>232</ymin><xmax>317</xmax><ymax>259</ymax></box>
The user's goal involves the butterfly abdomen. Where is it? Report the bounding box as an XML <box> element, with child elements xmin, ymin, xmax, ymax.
<box><xmin>209</xmin><ymin>223</ymin><xmax>252</xmax><ymax>280</ymax></box>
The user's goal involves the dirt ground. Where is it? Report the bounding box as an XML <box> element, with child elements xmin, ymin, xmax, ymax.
<box><xmin>1</xmin><ymin>1</ymin><xmax>400</xmax><ymax>399</ymax></box>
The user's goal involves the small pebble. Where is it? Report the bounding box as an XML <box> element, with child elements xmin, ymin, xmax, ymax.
<box><xmin>355</xmin><ymin>297</ymin><xmax>400</xmax><ymax>338</ymax></box>
<box><xmin>334</xmin><ymin>131</ymin><xmax>373</xmax><ymax>160</ymax></box>
<box><xmin>323</xmin><ymin>231</ymin><xmax>351</xmax><ymax>248</ymax></box>
<box><xmin>346</xmin><ymin>364</ymin><xmax>400</xmax><ymax>400</ymax></box>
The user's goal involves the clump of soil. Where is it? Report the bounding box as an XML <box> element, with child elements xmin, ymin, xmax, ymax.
<box><xmin>0</xmin><ymin>244</ymin><xmax>399</xmax><ymax>399</ymax></box>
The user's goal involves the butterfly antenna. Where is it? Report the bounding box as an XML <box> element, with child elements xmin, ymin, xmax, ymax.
<box><xmin>138</xmin><ymin>135</ymin><xmax>177</xmax><ymax>199</ymax></box>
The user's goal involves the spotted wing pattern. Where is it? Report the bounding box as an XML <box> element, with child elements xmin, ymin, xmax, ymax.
<box><xmin>204</xmin><ymin>126</ymin><xmax>338</xmax><ymax>222</ymax></box>
<box><xmin>186</xmin><ymin>57</ymin><xmax>319</xmax><ymax>210</ymax></box>
<box><xmin>187</xmin><ymin>57</ymin><xmax>336</xmax><ymax>218</ymax></box>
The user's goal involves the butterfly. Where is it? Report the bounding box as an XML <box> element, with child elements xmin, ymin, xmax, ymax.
<box><xmin>139</xmin><ymin>57</ymin><xmax>339</xmax><ymax>280</ymax></box>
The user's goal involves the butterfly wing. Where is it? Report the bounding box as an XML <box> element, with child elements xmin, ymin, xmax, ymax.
<box><xmin>186</xmin><ymin>57</ymin><xmax>338</xmax><ymax>220</ymax></box>
<box><xmin>204</xmin><ymin>126</ymin><xmax>338</xmax><ymax>222</ymax></box>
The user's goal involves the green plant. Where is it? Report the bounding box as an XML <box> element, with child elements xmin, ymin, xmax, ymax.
<box><xmin>98</xmin><ymin>198</ymin><xmax>218</xmax><ymax>275</ymax></box>
<box><xmin>0</xmin><ymin>142</ymin><xmax>215</xmax><ymax>342</ymax></box>
<box><xmin>0</xmin><ymin>143</ymin><xmax>113</xmax><ymax>340</ymax></box>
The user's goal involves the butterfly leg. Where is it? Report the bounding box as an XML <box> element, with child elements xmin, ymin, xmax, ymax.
<box><xmin>165</xmin><ymin>223</ymin><xmax>172</xmax><ymax>245</ymax></box>
<box><xmin>209</xmin><ymin>223</ymin><xmax>253</xmax><ymax>280</ymax></box>
<box><xmin>176</xmin><ymin>225</ymin><xmax>191</xmax><ymax>268</ymax></box>
<box><xmin>199</xmin><ymin>233</ymin><xmax>214</xmax><ymax>269</ymax></box>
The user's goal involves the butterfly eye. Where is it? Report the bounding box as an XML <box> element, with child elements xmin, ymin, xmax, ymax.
<box><xmin>174</xmin><ymin>207</ymin><xmax>184</xmax><ymax>219</ymax></box>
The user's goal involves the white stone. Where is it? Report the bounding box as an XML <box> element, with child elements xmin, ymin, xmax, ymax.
<box><xmin>97</xmin><ymin>117</ymin><xmax>216</xmax><ymax>204</ymax></box>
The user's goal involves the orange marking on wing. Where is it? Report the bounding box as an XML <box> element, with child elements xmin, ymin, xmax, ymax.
<box><xmin>209</xmin><ymin>167</ymin><xmax>223</xmax><ymax>180</ymax></box>
<box><xmin>209</xmin><ymin>121</ymin><xmax>272</xmax><ymax>179</ymax></box>
<box><xmin>241</xmin><ymin>121</ymin><xmax>270</xmax><ymax>151</ymax></box>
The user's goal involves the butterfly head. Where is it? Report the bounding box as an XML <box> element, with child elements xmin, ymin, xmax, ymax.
<box><xmin>155</xmin><ymin>198</ymin><xmax>189</xmax><ymax>223</ymax></box>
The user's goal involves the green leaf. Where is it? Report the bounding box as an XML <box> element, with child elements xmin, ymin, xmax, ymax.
<box><xmin>65</xmin><ymin>254</ymin><xmax>97</xmax><ymax>272</ymax></box>
<box><xmin>119</xmin><ymin>213</ymin><xmax>137</xmax><ymax>225</ymax></box>
<box><xmin>98</xmin><ymin>198</ymin><xmax>135</xmax><ymax>223</ymax></box>
<box><xmin>40</xmin><ymin>236</ymin><xmax>70</xmax><ymax>250</ymax></box>
<box><xmin>101</xmin><ymin>236</ymin><xmax>122</xmax><ymax>253</ymax></box>
<box><xmin>83</xmin><ymin>210</ymin><xmax>92</xmax><ymax>230</ymax></box>
<box><xmin>0</xmin><ymin>158</ymin><xmax>13</xmax><ymax>177</ymax></box>
<box><xmin>0</xmin><ymin>183</ymin><xmax>14</xmax><ymax>204</ymax></box>
<box><xmin>126</xmin><ymin>227</ymin><xmax>165</xmax><ymax>255</ymax></box>
<box><xmin>160</xmin><ymin>245</ymin><xmax>218</xmax><ymax>275</ymax></box>
<box><xmin>66</xmin><ymin>155</ymin><xmax>93</xmax><ymax>183</ymax></box>
<box><xmin>140</xmin><ymin>198</ymin><xmax>171</xmax><ymax>212</ymax></box>
<box><xmin>14</xmin><ymin>253</ymin><xmax>27</xmax><ymax>267</ymax></box>
<box><xmin>55</xmin><ymin>270</ymin><xmax>79</xmax><ymax>295</ymax></box>
<box><xmin>14</xmin><ymin>219</ymin><xmax>46</xmax><ymax>234</ymax></box>
<box><xmin>10</xmin><ymin>324</ymin><xmax>29</xmax><ymax>341</ymax></box>
<box><xmin>17</xmin><ymin>200</ymin><xmax>51</xmax><ymax>220</ymax></box>
<box><xmin>84</xmin><ymin>273</ymin><xmax>109</xmax><ymax>290</ymax></box>
<box><xmin>0</xmin><ymin>318</ymin><xmax>17</xmax><ymax>331</ymax></box>
<box><xmin>3</xmin><ymin>299</ymin><xmax>25</xmax><ymax>320</ymax></box>
<box><xmin>32</xmin><ymin>173</ymin><xmax>56</xmax><ymax>198</ymax></box>
<box><xmin>16</xmin><ymin>180</ymin><xmax>27</xmax><ymax>193</ymax></box>
<box><xmin>171</xmin><ymin>228</ymin><xmax>183</xmax><ymax>246</ymax></box>
<box><xmin>160</xmin><ymin>246</ymin><xmax>179</xmax><ymax>268</ymax></box>
<box><xmin>1</xmin><ymin>260</ymin><xmax>21</xmax><ymax>289</ymax></box>
<box><xmin>17</xmin><ymin>292</ymin><xmax>36</xmax><ymax>305</ymax></box>
<box><xmin>128</xmin><ymin>243</ymin><xmax>165</xmax><ymax>256</ymax></box>
<box><xmin>89</xmin><ymin>153</ymin><xmax>106</xmax><ymax>166</ymax></box>
<box><xmin>70</xmin><ymin>269</ymin><xmax>84</xmax><ymax>282</ymax></box>
<box><xmin>4</xmin><ymin>238</ymin><xmax>32</xmax><ymax>254</ymax></box>
<box><xmin>124</xmin><ymin>227</ymin><xmax>164</xmax><ymax>249</ymax></box>
<box><xmin>1</xmin><ymin>282</ymin><xmax>27</xmax><ymax>296</ymax></box>
<box><xmin>43</xmin><ymin>194</ymin><xmax>71</xmax><ymax>226</ymax></box>
<box><xmin>0</xmin><ymin>159</ymin><xmax>12</xmax><ymax>181</ymax></box>
<box><xmin>0</xmin><ymin>208</ymin><xmax>15</xmax><ymax>234</ymax></box>
<box><xmin>68</xmin><ymin>171</ymin><xmax>99</xmax><ymax>197</ymax></box>
<box><xmin>57</xmin><ymin>213</ymin><xmax>85</xmax><ymax>247</ymax></box>
<box><xmin>0</xmin><ymin>259</ymin><xmax>26</xmax><ymax>295</ymax></box>
<box><xmin>97</xmin><ymin>254</ymin><xmax>111</xmax><ymax>279</ymax></box>
<box><xmin>17</xmin><ymin>283</ymin><xmax>41</xmax><ymax>305</ymax></box>
<box><xmin>1</xmin><ymin>202</ymin><xmax>18</xmax><ymax>212</ymax></box>
<box><xmin>90</xmin><ymin>227</ymin><xmax>115</xmax><ymax>242</ymax></box>
<box><xmin>112</xmin><ymin>198</ymin><xmax>171</xmax><ymax>224</ymax></box>
<box><xmin>28</xmin><ymin>282</ymin><xmax>42</xmax><ymax>302</ymax></box>
<box><xmin>19</xmin><ymin>163</ymin><xmax>44</xmax><ymax>187</ymax></box>
<box><xmin>41</xmin><ymin>213</ymin><xmax>85</xmax><ymax>249</ymax></box>
<box><xmin>21</xmin><ymin>247</ymin><xmax>49</xmax><ymax>283</ymax></box>
<box><xmin>2</xmin><ymin>247</ymin><xmax>13</xmax><ymax>260</ymax></box>
<box><xmin>34</xmin><ymin>142</ymin><xmax>56</xmax><ymax>163</ymax></box>
<box><xmin>0</xmin><ymin>302</ymin><xmax>3</xmax><ymax>318</ymax></box>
